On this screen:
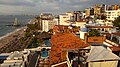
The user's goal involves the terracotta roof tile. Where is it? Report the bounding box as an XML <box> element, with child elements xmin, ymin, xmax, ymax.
<box><xmin>50</xmin><ymin>33</ymin><xmax>89</xmax><ymax>65</ymax></box>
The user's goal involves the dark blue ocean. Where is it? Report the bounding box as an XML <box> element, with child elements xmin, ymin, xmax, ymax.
<box><xmin>0</xmin><ymin>15</ymin><xmax>35</xmax><ymax>36</ymax></box>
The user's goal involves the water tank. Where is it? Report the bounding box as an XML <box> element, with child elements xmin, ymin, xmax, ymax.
<box><xmin>80</xmin><ymin>28</ymin><xmax>88</xmax><ymax>32</ymax></box>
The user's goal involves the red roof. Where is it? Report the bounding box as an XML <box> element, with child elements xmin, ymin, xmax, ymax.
<box><xmin>50</xmin><ymin>33</ymin><xmax>89</xmax><ymax>65</ymax></box>
<box><xmin>53</xmin><ymin>25</ymin><xmax>80</xmax><ymax>33</ymax></box>
<box><xmin>53</xmin><ymin>25</ymin><xmax>68</xmax><ymax>31</ymax></box>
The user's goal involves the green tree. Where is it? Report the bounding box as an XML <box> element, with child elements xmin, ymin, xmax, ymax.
<box><xmin>113</xmin><ymin>16</ymin><xmax>120</xmax><ymax>30</ymax></box>
<box><xmin>87</xmin><ymin>29</ymin><xmax>100</xmax><ymax>37</ymax></box>
<box><xmin>27</xmin><ymin>23</ymin><xmax>40</xmax><ymax>30</ymax></box>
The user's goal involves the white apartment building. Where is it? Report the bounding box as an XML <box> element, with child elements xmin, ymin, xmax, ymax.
<box><xmin>40</xmin><ymin>13</ymin><xmax>57</xmax><ymax>32</ymax></box>
<box><xmin>75</xmin><ymin>21</ymin><xmax>86</xmax><ymax>27</ymax></box>
<box><xmin>53</xmin><ymin>17</ymin><xmax>59</xmax><ymax>25</ymax></box>
<box><xmin>42</xmin><ymin>19</ymin><xmax>57</xmax><ymax>32</ymax></box>
<box><xmin>59</xmin><ymin>12</ymin><xmax>76</xmax><ymax>26</ymax></box>
<box><xmin>66</xmin><ymin>12</ymin><xmax>74</xmax><ymax>20</ymax></box>
<box><xmin>106</xmin><ymin>9</ymin><xmax>120</xmax><ymax>21</ymax></box>
<box><xmin>96</xmin><ymin>19</ymin><xmax>113</xmax><ymax>26</ymax></box>
<box><xmin>81</xmin><ymin>12</ymin><xmax>86</xmax><ymax>18</ymax></box>
<box><xmin>59</xmin><ymin>14</ymin><xmax>72</xmax><ymax>25</ymax></box>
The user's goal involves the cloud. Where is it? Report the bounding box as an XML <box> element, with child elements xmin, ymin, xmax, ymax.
<box><xmin>0</xmin><ymin>0</ymin><xmax>120</xmax><ymax>15</ymax></box>
<box><xmin>0</xmin><ymin>0</ymin><xmax>35</xmax><ymax>6</ymax></box>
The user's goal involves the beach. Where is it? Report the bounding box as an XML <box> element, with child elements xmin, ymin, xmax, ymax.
<box><xmin>0</xmin><ymin>27</ymin><xmax>26</xmax><ymax>53</ymax></box>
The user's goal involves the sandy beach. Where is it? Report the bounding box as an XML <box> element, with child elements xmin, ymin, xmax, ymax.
<box><xmin>0</xmin><ymin>27</ymin><xmax>26</xmax><ymax>53</ymax></box>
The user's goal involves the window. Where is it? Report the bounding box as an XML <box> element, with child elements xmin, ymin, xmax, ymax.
<box><xmin>102</xmin><ymin>28</ymin><xmax>104</xmax><ymax>31</ymax></box>
<box><xmin>108</xmin><ymin>12</ymin><xmax>111</xmax><ymax>14</ymax></box>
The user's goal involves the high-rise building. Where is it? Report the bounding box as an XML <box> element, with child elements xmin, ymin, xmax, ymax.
<box><xmin>59</xmin><ymin>14</ymin><xmax>71</xmax><ymax>25</ymax></box>
<box><xmin>40</xmin><ymin>13</ymin><xmax>57</xmax><ymax>32</ymax></box>
<box><xmin>85</xmin><ymin>8</ymin><xmax>91</xmax><ymax>17</ymax></box>
<box><xmin>66</xmin><ymin>12</ymin><xmax>74</xmax><ymax>20</ymax></box>
<box><xmin>39</xmin><ymin>13</ymin><xmax>53</xmax><ymax>30</ymax></box>
<box><xmin>94</xmin><ymin>4</ymin><xmax>101</xmax><ymax>15</ymax></box>
<box><xmin>114</xmin><ymin>4</ymin><xmax>119</xmax><ymax>10</ymax></box>
<box><xmin>106</xmin><ymin>4</ymin><xmax>119</xmax><ymax>10</ymax></box>
<box><xmin>85</xmin><ymin>8</ymin><xmax>94</xmax><ymax>17</ymax></box>
<box><xmin>42</xmin><ymin>19</ymin><xmax>57</xmax><ymax>32</ymax></box>
<box><xmin>101</xmin><ymin>4</ymin><xmax>106</xmax><ymax>13</ymax></box>
<box><xmin>73</xmin><ymin>11</ymin><xmax>82</xmax><ymax>21</ymax></box>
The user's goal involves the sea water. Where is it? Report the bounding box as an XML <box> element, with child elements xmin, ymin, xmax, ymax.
<box><xmin>0</xmin><ymin>15</ymin><xmax>35</xmax><ymax>37</ymax></box>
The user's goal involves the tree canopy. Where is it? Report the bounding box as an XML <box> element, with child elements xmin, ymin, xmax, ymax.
<box><xmin>87</xmin><ymin>29</ymin><xmax>100</xmax><ymax>37</ymax></box>
<box><xmin>113</xmin><ymin>16</ymin><xmax>120</xmax><ymax>30</ymax></box>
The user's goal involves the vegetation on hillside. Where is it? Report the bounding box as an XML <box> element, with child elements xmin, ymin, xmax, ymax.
<box><xmin>19</xmin><ymin>17</ymin><xmax>51</xmax><ymax>48</ymax></box>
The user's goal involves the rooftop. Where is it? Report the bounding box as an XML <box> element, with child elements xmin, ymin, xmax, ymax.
<box><xmin>112</xmin><ymin>32</ymin><xmax>120</xmax><ymax>36</ymax></box>
<box><xmin>50</xmin><ymin>32</ymin><xmax>89</xmax><ymax>65</ymax></box>
<box><xmin>109</xmin><ymin>46</ymin><xmax>120</xmax><ymax>51</ymax></box>
<box><xmin>87</xmin><ymin>26</ymin><xmax>113</xmax><ymax>28</ymax></box>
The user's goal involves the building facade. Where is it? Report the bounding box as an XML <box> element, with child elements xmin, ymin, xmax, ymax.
<box><xmin>106</xmin><ymin>9</ymin><xmax>120</xmax><ymax>21</ymax></box>
<box><xmin>40</xmin><ymin>13</ymin><xmax>57</xmax><ymax>32</ymax></box>
<box><xmin>42</xmin><ymin>19</ymin><xmax>57</xmax><ymax>32</ymax></box>
<box><xmin>59</xmin><ymin>14</ymin><xmax>71</xmax><ymax>25</ymax></box>
<box><xmin>94</xmin><ymin>4</ymin><xmax>102</xmax><ymax>15</ymax></box>
<box><xmin>85</xmin><ymin>8</ymin><xmax>94</xmax><ymax>17</ymax></box>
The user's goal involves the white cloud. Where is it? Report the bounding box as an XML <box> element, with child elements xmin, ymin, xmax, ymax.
<box><xmin>80</xmin><ymin>0</ymin><xmax>90</xmax><ymax>2</ymax></box>
<box><xmin>0</xmin><ymin>0</ymin><xmax>119</xmax><ymax>15</ymax></box>
<box><xmin>0</xmin><ymin>0</ymin><xmax>36</xmax><ymax>6</ymax></box>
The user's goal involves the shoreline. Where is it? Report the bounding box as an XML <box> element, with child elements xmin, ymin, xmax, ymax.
<box><xmin>0</xmin><ymin>26</ymin><xmax>27</xmax><ymax>50</ymax></box>
<box><xmin>0</xmin><ymin>26</ymin><xmax>26</xmax><ymax>40</ymax></box>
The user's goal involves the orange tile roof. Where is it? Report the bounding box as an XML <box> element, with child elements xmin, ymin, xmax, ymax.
<box><xmin>50</xmin><ymin>32</ymin><xmax>89</xmax><ymax>65</ymax></box>
<box><xmin>53</xmin><ymin>25</ymin><xmax>69</xmax><ymax>32</ymax></box>
<box><xmin>53</xmin><ymin>25</ymin><xmax>80</xmax><ymax>33</ymax></box>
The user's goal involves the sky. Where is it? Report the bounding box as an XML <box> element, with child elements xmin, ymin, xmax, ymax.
<box><xmin>0</xmin><ymin>0</ymin><xmax>120</xmax><ymax>15</ymax></box>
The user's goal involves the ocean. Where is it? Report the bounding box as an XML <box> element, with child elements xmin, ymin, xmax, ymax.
<box><xmin>0</xmin><ymin>15</ymin><xmax>35</xmax><ymax>37</ymax></box>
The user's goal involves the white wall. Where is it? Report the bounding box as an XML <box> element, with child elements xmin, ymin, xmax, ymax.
<box><xmin>76</xmin><ymin>21</ymin><xmax>86</xmax><ymax>27</ymax></box>
<box><xmin>42</xmin><ymin>20</ymin><xmax>57</xmax><ymax>32</ymax></box>
<box><xmin>80</xmin><ymin>31</ymin><xmax>87</xmax><ymax>39</ymax></box>
<box><xmin>53</xmin><ymin>18</ymin><xmax>59</xmax><ymax>25</ymax></box>
<box><xmin>89</xmin><ymin>61</ymin><xmax>118</xmax><ymax>67</ymax></box>
<box><xmin>106</xmin><ymin>9</ymin><xmax>120</xmax><ymax>21</ymax></box>
<box><xmin>42</xmin><ymin>20</ymin><xmax>49</xmax><ymax>32</ymax></box>
<box><xmin>59</xmin><ymin>14</ymin><xmax>71</xmax><ymax>25</ymax></box>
